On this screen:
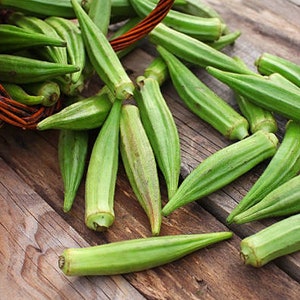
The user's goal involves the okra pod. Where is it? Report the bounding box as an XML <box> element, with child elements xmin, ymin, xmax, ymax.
<box><xmin>240</xmin><ymin>214</ymin><xmax>300</xmax><ymax>267</ymax></box>
<box><xmin>135</xmin><ymin>76</ymin><xmax>181</xmax><ymax>199</ymax></box>
<box><xmin>207</xmin><ymin>31</ymin><xmax>241</xmax><ymax>51</ymax></box>
<box><xmin>157</xmin><ymin>46</ymin><xmax>249</xmax><ymax>140</ymax></box>
<box><xmin>37</xmin><ymin>90</ymin><xmax>112</xmax><ymax>130</ymax></box>
<box><xmin>256</xmin><ymin>52</ymin><xmax>300</xmax><ymax>87</ymax></box>
<box><xmin>149</xmin><ymin>23</ymin><xmax>253</xmax><ymax>74</ymax></box>
<box><xmin>85</xmin><ymin>99</ymin><xmax>122</xmax><ymax>231</ymax></box>
<box><xmin>236</xmin><ymin>93</ymin><xmax>277</xmax><ymax>134</ymax></box>
<box><xmin>120</xmin><ymin>104</ymin><xmax>162</xmax><ymax>235</ymax></box>
<box><xmin>8</xmin><ymin>13</ymin><xmax>68</xmax><ymax>66</ymax></box>
<box><xmin>1</xmin><ymin>83</ymin><xmax>45</xmax><ymax>105</ymax></box>
<box><xmin>206</xmin><ymin>67</ymin><xmax>300</xmax><ymax>122</ymax></box>
<box><xmin>233</xmin><ymin>175</ymin><xmax>300</xmax><ymax>224</ymax></box>
<box><xmin>0</xmin><ymin>54</ymin><xmax>79</xmax><ymax>84</ymax></box>
<box><xmin>162</xmin><ymin>130</ymin><xmax>278</xmax><ymax>216</ymax></box>
<box><xmin>227</xmin><ymin>120</ymin><xmax>300</xmax><ymax>223</ymax></box>
<box><xmin>58</xmin><ymin>129</ymin><xmax>89</xmax><ymax>212</ymax></box>
<box><xmin>45</xmin><ymin>16</ymin><xmax>86</xmax><ymax>84</ymax></box>
<box><xmin>23</xmin><ymin>81</ymin><xmax>60</xmax><ymax>107</ymax></box>
<box><xmin>59</xmin><ymin>231</ymin><xmax>232</xmax><ymax>276</ymax></box>
<box><xmin>71</xmin><ymin>0</ymin><xmax>135</xmax><ymax>100</ymax></box>
<box><xmin>0</xmin><ymin>24</ymin><xmax>66</xmax><ymax>53</ymax></box>
<box><xmin>130</xmin><ymin>0</ymin><xmax>224</xmax><ymax>41</ymax></box>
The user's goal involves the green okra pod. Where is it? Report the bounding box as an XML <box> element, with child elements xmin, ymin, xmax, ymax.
<box><xmin>227</xmin><ymin>120</ymin><xmax>300</xmax><ymax>223</ymax></box>
<box><xmin>0</xmin><ymin>54</ymin><xmax>79</xmax><ymax>84</ymax></box>
<box><xmin>236</xmin><ymin>93</ymin><xmax>277</xmax><ymax>134</ymax></box>
<box><xmin>45</xmin><ymin>16</ymin><xmax>86</xmax><ymax>84</ymax></box>
<box><xmin>120</xmin><ymin>104</ymin><xmax>162</xmax><ymax>235</ymax></box>
<box><xmin>1</xmin><ymin>83</ymin><xmax>45</xmax><ymax>105</ymax></box>
<box><xmin>85</xmin><ymin>99</ymin><xmax>122</xmax><ymax>231</ymax></box>
<box><xmin>162</xmin><ymin>130</ymin><xmax>278</xmax><ymax>216</ymax></box>
<box><xmin>8</xmin><ymin>13</ymin><xmax>68</xmax><ymax>66</ymax></box>
<box><xmin>59</xmin><ymin>231</ymin><xmax>232</xmax><ymax>276</ymax></box>
<box><xmin>149</xmin><ymin>23</ymin><xmax>253</xmax><ymax>74</ymax></box>
<box><xmin>233</xmin><ymin>175</ymin><xmax>300</xmax><ymax>224</ymax></box>
<box><xmin>207</xmin><ymin>31</ymin><xmax>241</xmax><ymax>51</ymax></box>
<box><xmin>58</xmin><ymin>129</ymin><xmax>89</xmax><ymax>212</ymax></box>
<box><xmin>23</xmin><ymin>80</ymin><xmax>60</xmax><ymax>107</ymax></box>
<box><xmin>206</xmin><ymin>67</ymin><xmax>300</xmax><ymax>122</ymax></box>
<box><xmin>130</xmin><ymin>0</ymin><xmax>224</xmax><ymax>41</ymax></box>
<box><xmin>255</xmin><ymin>52</ymin><xmax>300</xmax><ymax>87</ymax></box>
<box><xmin>0</xmin><ymin>24</ymin><xmax>66</xmax><ymax>53</ymax></box>
<box><xmin>240</xmin><ymin>214</ymin><xmax>300</xmax><ymax>267</ymax></box>
<box><xmin>135</xmin><ymin>76</ymin><xmax>181</xmax><ymax>199</ymax></box>
<box><xmin>157</xmin><ymin>46</ymin><xmax>249</xmax><ymax>140</ymax></box>
<box><xmin>37</xmin><ymin>89</ymin><xmax>112</xmax><ymax>130</ymax></box>
<box><xmin>71</xmin><ymin>0</ymin><xmax>135</xmax><ymax>100</ymax></box>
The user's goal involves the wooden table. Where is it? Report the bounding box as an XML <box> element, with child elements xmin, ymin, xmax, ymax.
<box><xmin>1</xmin><ymin>1</ymin><xmax>300</xmax><ymax>299</ymax></box>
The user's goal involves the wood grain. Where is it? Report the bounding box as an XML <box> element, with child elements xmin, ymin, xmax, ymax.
<box><xmin>1</xmin><ymin>0</ymin><xmax>300</xmax><ymax>299</ymax></box>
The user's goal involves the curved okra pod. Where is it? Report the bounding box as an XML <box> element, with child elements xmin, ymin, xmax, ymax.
<box><xmin>120</xmin><ymin>104</ymin><xmax>162</xmax><ymax>235</ymax></box>
<box><xmin>162</xmin><ymin>130</ymin><xmax>278</xmax><ymax>216</ymax></box>
<box><xmin>0</xmin><ymin>24</ymin><xmax>66</xmax><ymax>53</ymax></box>
<box><xmin>235</xmin><ymin>93</ymin><xmax>277</xmax><ymax>134</ymax></box>
<box><xmin>59</xmin><ymin>231</ymin><xmax>232</xmax><ymax>276</ymax></box>
<box><xmin>23</xmin><ymin>80</ymin><xmax>60</xmax><ymax>107</ymax></box>
<box><xmin>240</xmin><ymin>214</ymin><xmax>300</xmax><ymax>267</ymax></box>
<box><xmin>149</xmin><ymin>23</ymin><xmax>253</xmax><ymax>74</ymax></box>
<box><xmin>255</xmin><ymin>52</ymin><xmax>300</xmax><ymax>87</ymax></box>
<box><xmin>45</xmin><ymin>16</ymin><xmax>86</xmax><ymax>84</ymax></box>
<box><xmin>233</xmin><ymin>175</ymin><xmax>300</xmax><ymax>224</ymax></box>
<box><xmin>130</xmin><ymin>0</ymin><xmax>224</xmax><ymax>41</ymax></box>
<box><xmin>71</xmin><ymin>0</ymin><xmax>135</xmax><ymax>100</ymax></box>
<box><xmin>206</xmin><ymin>67</ymin><xmax>300</xmax><ymax>122</ymax></box>
<box><xmin>37</xmin><ymin>89</ymin><xmax>112</xmax><ymax>130</ymax></box>
<box><xmin>135</xmin><ymin>76</ymin><xmax>181</xmax><ymax>199</ymax></box>
<box><xmin>1</xmin><ymin>83</ymin><xmax>45</xmax><ymax>105</ymax></box>
<box><xmin>85</xmin><ymin>99</ymin><xmax>122</xmax><ymax>231</ymax></box>
<box><xmin>58</xmin><ymin>129</ymin><xmax>89</xmax><ymax>212</ymax></box>
<box><xmin>227</xmin><ymin>120</ymin><xmax>300</xmax><ymax>223</ymax></box>
<box><xmin>0</xmin><ymin>54</ymin><xmax>79</xmax><ymax>84</ymax></box>
<box><xmin>157</xmin><ymin>46</ymin><xmax>249</xmax><ymax>140</ymax></box>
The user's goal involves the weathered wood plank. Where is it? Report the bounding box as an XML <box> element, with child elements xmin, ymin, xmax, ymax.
<box><xmin>0</xmin><ymin>158</ymin><xmax>146</xmax><ymax>300</ymax></box>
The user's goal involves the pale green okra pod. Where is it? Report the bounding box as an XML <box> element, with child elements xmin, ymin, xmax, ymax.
<box><xmin>162</xmin><ymin>130</ymin><xmax>278</xmax><ymax>216</ymax></box>
<box><xmin>59</xmin><ymin>231</ymin><xmax>232</xmax><ymax>276</ymax></box>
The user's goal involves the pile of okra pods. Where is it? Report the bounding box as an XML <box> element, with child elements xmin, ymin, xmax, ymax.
<box><xmin>0</xmin><ymin>0</ymin><xmax>299</xmax><ymax>276</ymax></box>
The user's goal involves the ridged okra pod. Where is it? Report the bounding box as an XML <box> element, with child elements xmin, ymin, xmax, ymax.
<box><xmin>120</xmin><ymin>104</ymin><xmax>162</xmax><ymax>235</ymax></box>
<box><xmin>240</xmin><ymin>214</ymin><xmax>300</xmax><ymax>267</ymax></box>
<box><xmin>1</xmin><ymin>83</ymin><xmax>45</xmax><ymax>105</ymax></box>
<box><xmin>0</xmin><ymin>0</ymin><xmax>78</xmax><ymax>18</ymax></box>
<box><xmin>24</xmin><ymin>80</ymin><xmax>60</xmax><ymax>107</ymax></box>
<box><xmin>149</xmin><ymin>23</ymin><xmax>253</xmax><ymax>74</ymax></box>
<box><xmin>233</xmin><ymin>175</ymin><xmax>300</xmax><ymax>224</ymax></box>
<box><xmin>157</xmin><ymin>46</ymin><xmax>249</xmax><ymax>140</ymax></box>
<box><xmin>162</xmin><ymin>130</ymin><xmax>278</xmax><ymax>216</ymax></box>
<box><xmin>130</xmin><ymin>0</ymin><xmax>224</xmax><ymax>41</ymax></box>
<box><xmin>0</xmin><ymin>54</ymin><xmax>79</xmax><ymax>84</ymax></box>
<box><xmin>71</xmin><ymin>0</ymin><xmax>135</xmax><ymax>100</ymax></box>
<box><xmin>236</xmin><ymin>93</ymin><xmax>277</xmax><ymax>134</ymax></box>
<box><xmin>8</xmin><ymin>13</ymin><xmax>68</xmax><ymax>66</ymax></box>
<box><xmin>45</xmin><ymin>16</ymin><xmax>86</xmax><ymax>84</ymax></box>
<box><xmin>59</xmin><ymin>231</ymin><xmax>232</xmax><ymax>276</ymax></box>
<box><xmin>0</xmin><ymin>24</ymin><xmax>66</xmax><ymax>53</ymax></box>
<box><xmin>206</xmin><ymin>67</ymin><xmax>300</xmax><ymax>122</ymax></box>
<box><xmin>85</xmin><ymin>100</ymin><xmax>122</xmax><ymax>231</ymax></box>
<box><xmin>37</xmin><ymin>89</ymin><xmax>112</xmax><ymax>130</ymax></box>
<box><xmin>135</xmin><ymin>76</ymin><xmax>181</xmax><ymax>199</ymax></box>
<box><xmin>227</xmin><ymin>120</ymin><xmax>300</xmax><ymax>223</ymax></box>
<box><xmin>256</xmin><ymin>52</ymin><xmax>300</xmax><ymax>87</ymax></box>
<box><xmin>58</xmin><ymin>129</ymin><xmax>89</xmax><ymax>212</ymax></box>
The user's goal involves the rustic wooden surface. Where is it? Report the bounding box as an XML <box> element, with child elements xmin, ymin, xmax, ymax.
<box><xmin>1</xmin><ymin>0</ymin><xmax>300</xmax><ymax>299</ymax></box>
